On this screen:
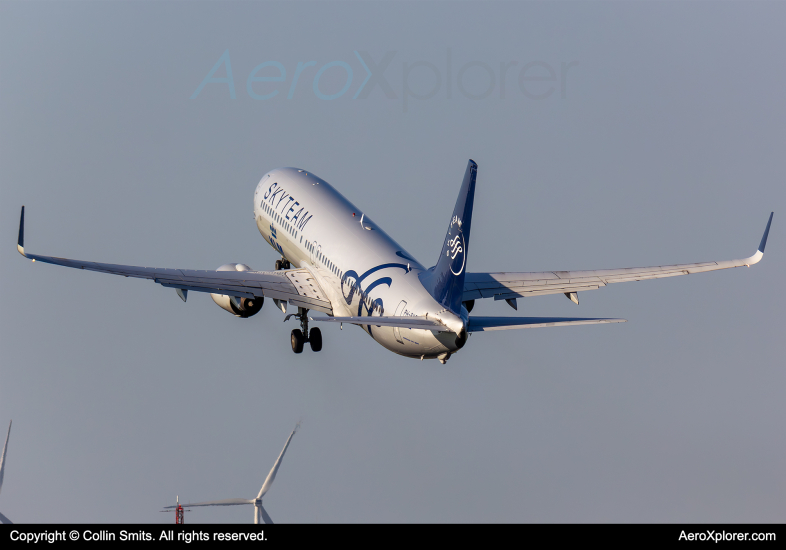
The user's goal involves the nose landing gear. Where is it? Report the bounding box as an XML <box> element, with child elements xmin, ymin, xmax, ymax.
<box><xmin>289</xmin><ymin>307</ymin><xmax>322</xmax><ymax>353</ymax></box>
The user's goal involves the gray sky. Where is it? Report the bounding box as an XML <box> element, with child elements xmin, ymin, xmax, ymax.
<box><xmin>1</xmin><ymin>1</ymin><xmax>784</xmax><ymax>523</ymax></box>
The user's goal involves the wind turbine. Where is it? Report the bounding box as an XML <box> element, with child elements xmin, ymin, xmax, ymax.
<box><xmin>0</xmin><ymin>420</ymin><xmax>12</xmax><ymax>524</ymax></box>
<box><xmin>164</xmin><ymin>424</ymin><xmax>298</xmax><ymax>524</ymax></box>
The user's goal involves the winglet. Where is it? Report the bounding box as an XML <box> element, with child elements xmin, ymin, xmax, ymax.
<box><xmin>17</xmin><ymin>207</ymin><xmax>26</xmax><ymax>257</ymax></box>
<box><xmin>759</xmin><ymin>212</ymin><xmax>773</xmax><ymax>253</ymax></box>
<box><xmin>746</xmin><ymin>212</ymin><xmax>773</xmax><ymax>266</ymax></box>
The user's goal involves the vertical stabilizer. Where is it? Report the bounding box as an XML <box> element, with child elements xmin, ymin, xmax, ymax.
<box><xmin>419</xmin><ymin>160</ymin><xmax>477</xmax><ymax>314</ymax></box>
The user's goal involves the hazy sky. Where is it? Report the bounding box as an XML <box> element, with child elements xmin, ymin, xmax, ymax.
<box><xmin>1</xmin><ymin>1</ymin><xmax>784</xmax><ymax>523</ymax></box>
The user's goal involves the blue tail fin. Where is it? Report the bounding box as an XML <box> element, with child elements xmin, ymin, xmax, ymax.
<box><xmin>419</xmin><ymin>160</ymin><xmax>477</xmax><ymax>314</ymax></box>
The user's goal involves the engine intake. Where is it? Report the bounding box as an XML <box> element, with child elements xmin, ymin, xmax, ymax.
<box><xmin>454</xmin><ymin>327</ymin><xmax>468</xmax><ymax>349</ymax></box>
<box><xmin>210</xmin><ymin>263</ymin><xmax>264</xmax><ymax>318</ymax></box>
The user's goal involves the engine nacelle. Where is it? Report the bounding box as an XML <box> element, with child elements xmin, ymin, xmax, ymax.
<box><xmin>210</xmin><ymin>263</ymin><xmax>264</xmax><ymax>318</ymax></box>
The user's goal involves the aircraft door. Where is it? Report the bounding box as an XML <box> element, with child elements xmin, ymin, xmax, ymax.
<box><xmin>393</xmin><ymin>300</ymin><xmax>407</xmax><ymax>344</ymax></box>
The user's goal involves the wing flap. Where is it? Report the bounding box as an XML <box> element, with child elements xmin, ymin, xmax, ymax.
<box><xmin>157</xmin><ymin>282</ymin><xmax>257</xmax><ymax>299</ymax></box>
<box><xmin>491</xmin><ymin>285</ymin><xmax>604</xmax><ymax>301</ymax></box>
<box><xmin>24</xmin><ymin>252</ymin><xmax>334</xmax><ymax>312</ymax></box>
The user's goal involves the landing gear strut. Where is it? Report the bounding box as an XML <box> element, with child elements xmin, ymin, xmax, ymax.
<box><xmin>275</xmin><ymin>259</ymin><xmax>291</xmax><ymax>271</ymax></box>
<box><xmin>289</xmin><ymin>307</ymin><xmax>322</xmax><ymax>353</ymax></box>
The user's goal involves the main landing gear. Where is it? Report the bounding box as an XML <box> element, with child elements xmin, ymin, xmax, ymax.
<box><xmin>275</xmin><ymin>258</ymin><xmax>291</xmax><ymax>270</ymax></box>
<box><xmin>289</xmin><ymin>307</ymin><xmax>322</xmax><ymax>354</ymax></box>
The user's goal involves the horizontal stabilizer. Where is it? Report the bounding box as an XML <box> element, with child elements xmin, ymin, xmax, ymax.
<box><xmin>310</xmin><ymin>316</ymin><xmax>450</xmax><ymax>332</ymax></box>
<box><xmin>467</xmin><ymin>316</ymin><xmax>626</xmax><ymax>332</ymax></box>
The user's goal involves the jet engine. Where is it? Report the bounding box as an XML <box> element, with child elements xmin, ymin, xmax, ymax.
<box><xmin>210</xmin><ymin>263</ymin><xmax>264</xmax><ymax>318</ymax></box>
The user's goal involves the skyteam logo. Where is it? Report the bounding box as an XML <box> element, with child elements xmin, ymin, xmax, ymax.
<box><xmin>446</xmin><ymin>215</ymin><xmax>465</xmax><ymax>276</ymax></box>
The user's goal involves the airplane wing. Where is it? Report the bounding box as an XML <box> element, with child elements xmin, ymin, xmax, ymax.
<box><xmin>16</xmin><ymin>207</ymin><xmax>333</xmax><ymax>314</ymax></box>
<box><xmin>463</xmin><ymin>213</ymin><xmax>773</xmax><ymax>304</ymax></box>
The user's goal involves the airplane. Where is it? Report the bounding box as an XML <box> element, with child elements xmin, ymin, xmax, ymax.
<box><xmin>16</xmin><ymin>160</ymin><xmax>772</xmax><ymax>363</ymax></box>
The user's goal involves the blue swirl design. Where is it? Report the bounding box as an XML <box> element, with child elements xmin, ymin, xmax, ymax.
<box><xmin>341</xmin><ymin>260</ymin><xmax>409</xmax><ymax>336</ymax></box>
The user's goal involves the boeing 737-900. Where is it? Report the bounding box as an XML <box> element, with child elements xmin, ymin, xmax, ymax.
<box><xmin>17</xmin><ymin>161</ymin><xmax>772</xmax><ymax>363</ymax></box>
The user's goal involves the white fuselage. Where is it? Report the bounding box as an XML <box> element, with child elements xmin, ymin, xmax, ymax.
<box><xmin>253</xmin><ymin>168</ymin><xmax>467</xmax><ymax>359</ymax></box>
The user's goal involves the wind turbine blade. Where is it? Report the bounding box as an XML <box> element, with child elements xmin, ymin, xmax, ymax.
<box><xmin>162</xmin><ymin>498</ymin><xmax>252</xmax><ymax>509</ymax></box>
<box><xmin>259</xmin><ymin>504</ymin><xmax>274</xmax><ymax>524</ymax></box>
<box><xmin>0</xmin><ymin>420</ymin><xmax>11</xmax><ymax>496</ymax></box>
<box><xmin>257</xmin><ymin>424</ymin><xmax>298</xmax><ymax>499</ymax></box>
<box><xmin>0</xmin><ymin>511</ymin><xmax>12</xmax><ymax>524</ymax></box>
